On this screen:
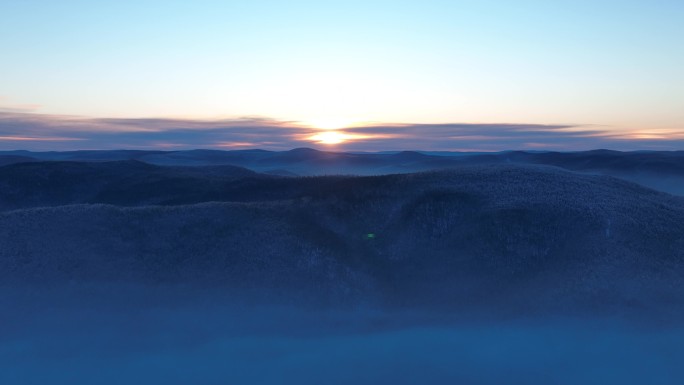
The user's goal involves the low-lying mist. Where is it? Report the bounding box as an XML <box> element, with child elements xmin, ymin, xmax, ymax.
<box><xmin>2</xmin><ymin>284</ymin><xmax>684</xmax><ymax>385</ymax></box>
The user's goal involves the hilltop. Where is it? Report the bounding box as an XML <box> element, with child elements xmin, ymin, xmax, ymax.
<box><xmin>1</xmin><ymin>162</ymin><xmax>683</xmax><ymax>317</ymax></box>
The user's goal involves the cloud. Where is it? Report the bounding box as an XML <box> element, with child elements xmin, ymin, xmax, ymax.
<box><xmin>0</xmin><ymin>135</ymin><xmax>84</xmax><ymax>142</ymax></box>
<box><xmin>0</xmin><ymin>111</ymin><xmax>682</xmax><ymax>151</ymax></box>
<box><xmin>0</xmin><ymin>96</ymin><xmax>43</xmax><ymax>114</ymax></box>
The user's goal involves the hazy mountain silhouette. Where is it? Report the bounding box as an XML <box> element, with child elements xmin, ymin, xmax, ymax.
<box><xmin>2</xmin><ymin>148</ymin><xmax>682</xmax><ymax>194</ymax></box>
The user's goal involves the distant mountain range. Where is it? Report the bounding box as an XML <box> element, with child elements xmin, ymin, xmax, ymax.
<box><xmin>1</xmin><ymin>158</ymin><xmax>683</xmax><ymax>317</ymax></box>
<box><xmin>1</xmin><ymin>148</ymin><xmax>683</xmax><ymax>195</ymax></box>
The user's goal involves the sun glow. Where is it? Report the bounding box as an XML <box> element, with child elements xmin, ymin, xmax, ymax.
<box><xmin>309</xmin><ymin>130</ymin><xmax>349</xmax><ymax>145</ymax></box>
<box><xmin>304</xmin><ymin>118</ymin><xmax>361</xmax><ymax>145</ymax></box>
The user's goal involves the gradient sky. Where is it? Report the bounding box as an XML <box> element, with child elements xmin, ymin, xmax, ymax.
<box><xmin>1</xmin><ymin>0</ymin><xmax>683</xmax><ymax>150</ymax></box>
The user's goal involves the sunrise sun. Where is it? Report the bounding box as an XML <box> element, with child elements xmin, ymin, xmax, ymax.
<box><xmin>308</xmin><ymin>130</ymin><xmax>349</xmax><ymax>145</ymax></box>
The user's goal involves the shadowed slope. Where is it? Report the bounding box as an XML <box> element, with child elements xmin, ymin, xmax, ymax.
<box><xmin>0</xmin><ymin>160</ymin><xmax>262</xmax><ymax>210</ymax></box>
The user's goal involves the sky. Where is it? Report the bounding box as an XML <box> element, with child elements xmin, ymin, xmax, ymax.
<box><xmin>1</xmin><ymin>0</ymin><xmax>683</xmax><ymax>151</ymax></box>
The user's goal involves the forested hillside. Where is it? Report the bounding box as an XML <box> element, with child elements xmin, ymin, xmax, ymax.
<box><xmin>2</xmin><ymin>162</ymin><xmax>683</xmax><ymax>316</ymax></box>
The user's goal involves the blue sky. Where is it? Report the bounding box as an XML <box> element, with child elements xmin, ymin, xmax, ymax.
<box><xmin>1</xmin><ymin>0</ymin><xmax>683</xmax><ymax>150</ymax></box>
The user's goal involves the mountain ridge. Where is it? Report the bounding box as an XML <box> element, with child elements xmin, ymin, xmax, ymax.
<box><xmin>2</xmin><ymin>148</ymin><xmax>682</xmax><ymax>195</ymax></box>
